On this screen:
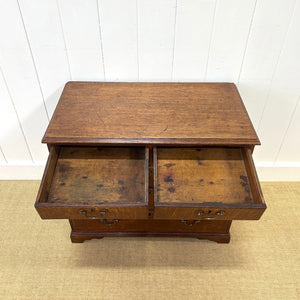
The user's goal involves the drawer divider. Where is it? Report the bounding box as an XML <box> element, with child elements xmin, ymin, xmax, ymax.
<box><xmin>147</xmin><ymin>146</ymin><xmax>155</xmax><ymax>218</ymax></box>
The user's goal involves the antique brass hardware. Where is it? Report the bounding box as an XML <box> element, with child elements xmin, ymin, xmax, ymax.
<box><xmin>181</xmin><ymin>220</ymin><xmax>200</xmax><ymax>226</ymax></box>
<box><xmin>79</xmin><ymin>209</ymin><xmax>108</xmax><ymax>219</ymax></box>
<box><xmin>196</xmin><ymin>210</ymin><xmax>225</xmax><ymax>220</ymax></box>
<box><xmin>100</xmin><ymin>219</ymin><xmax>119</xmax><ymax>225</ymax></box>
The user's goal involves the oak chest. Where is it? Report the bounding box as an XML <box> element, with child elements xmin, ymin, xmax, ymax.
<box><xmin>35</xmin><ymin>82</ymin><xmax>266</xmax><ymax>243</ymax></box>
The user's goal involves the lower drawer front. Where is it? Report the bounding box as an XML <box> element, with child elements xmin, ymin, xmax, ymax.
<box><xmin>70</xmin><ymin>219</ymin><xmax>232</xmax><ymax>233</ymax></box>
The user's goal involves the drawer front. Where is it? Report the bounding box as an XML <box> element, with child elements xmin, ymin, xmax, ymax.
<box><xmin>37</xmin><ymin>205</ymin><xmax>148</xmax><ymax>220</ymax></box>
<box><xmin>153</xmin><ymin>147</ymin><xmax>266</xmax><ymax>220</ymax></box>
<box><xmin>35</xmin><ymin>146</ymin><xmax>149</xmax><ymax>220</ymax></box>
<box><xmin>154</xmin><ymin>206</ymin><xmax>265</xmax><ymax>220</ymax></box>
<box><xmin>70</xmin><ymin>219</ymin><xmax>232</xmax><ymax>233</ymax></box>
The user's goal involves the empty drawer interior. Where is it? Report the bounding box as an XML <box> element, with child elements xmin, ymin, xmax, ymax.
<box><xmin>155</xmin><ymin>147</ymin><xmax>263</xmax><ymax>206</ymax></box>
<box><xmin>38</xmin><ymin>146</ymin><xmax>148</xmax><ymax>205</ymax></box>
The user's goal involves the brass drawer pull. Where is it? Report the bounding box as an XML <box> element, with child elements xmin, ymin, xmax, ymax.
<box><xmin>196</xmin><ymin>210</ymin><xmax>225</xmax><ymax>220</ymax></box>
<box><xmin>100</xmin><ymin>219</ymin><xmax>119</xmax><ymax>226</ymax></box>
<box><xmin>181</xmin><ymin>220</ymin><xmax>200</xmax><ymax>226</ymax></box>
<box><xmin>79</xmin><ymin>209</ymin><xmax>108</xmax><ymax>219</ymax></box>
<box><xmin>201</xmin><ymin>216</ymin><xmax>219</xmax><ymax>220</ymax></box>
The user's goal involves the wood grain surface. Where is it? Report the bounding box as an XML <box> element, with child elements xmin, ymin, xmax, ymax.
<box><xmin>43</xmin><ymin>82</ymin><xmax>259</xmax><ymax>145</ymax></box>
<box><xmin>155</xmin><ymin>147</ymin><xmax>253</xmax><ymax>205</ymax></box>
<box><xmin>69</xmin><ymin>219</ymin><xmax>232</xmax><ymax>243</ymax></box>
<box><xmin>69</xmin><ymin>219</ymin><xmax>232</xmax><ymax>233</ymax></box>
<box><xmin>47</xmin><ymin>146</ymin><xmax>147</xmax><ymax>205</ymax></box>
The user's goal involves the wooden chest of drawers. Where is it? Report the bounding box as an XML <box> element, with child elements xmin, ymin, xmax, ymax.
<box><xmin>35</xmin><ymin>82</ymin><xmax>266</xmax><ymax>243</ymax></box>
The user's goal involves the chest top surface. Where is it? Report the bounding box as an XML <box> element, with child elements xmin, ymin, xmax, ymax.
<box><xmin>43</xmin><ymin>82</ymin><xmax>259</xmax><ymax>146</ymax></box>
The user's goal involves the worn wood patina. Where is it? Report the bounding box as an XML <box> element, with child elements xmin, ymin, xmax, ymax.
<box><xmin>35</xmin><ymin>82</ymin><xmax>266</xmax><ymax>243</ymax></box>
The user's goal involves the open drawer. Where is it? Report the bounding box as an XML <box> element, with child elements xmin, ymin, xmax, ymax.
<box><xmin>35</xmin><ymin>146</ymin><xmax>149</xmax><ymax>219</ymax></box>
<box><xmin>154</xmin><ymin>147</ymin><xmax>266</xmax><ymax>220</ymax></box>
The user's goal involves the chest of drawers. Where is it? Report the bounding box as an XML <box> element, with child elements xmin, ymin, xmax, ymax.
<box><xmin>35</xmin><ymin>82</ymin><xmax>266</xmax><ymax>243</ymax></box>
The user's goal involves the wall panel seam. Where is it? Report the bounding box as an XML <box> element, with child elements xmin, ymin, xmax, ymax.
<box><xmin>204</xmin><ymin>0</ymin><xmax>218</xmax><ymax>81</ymax></box>
<box><xmin>274</xmin><ymin>95</ymin><xmax>300</xmax><ymax>162</ymax></box>
<box><xmin>0</xmin><ymin>65</ymin><xmax>34</xmax><ymax>163</ymax></box>
<box><xmin>136</xmin><ymin>0</ymin><xmax>140</xmax><ymax>81</ymax></box>
<box><xmin>96</xmin><ymin>0</ymin><xmax>106</xmax><ymax>81</ymax></box>
<box><xmin>55</xmin><ymin>0</ymin><xmax>72</xmax><ymax>80</ymax></box>
<box><xmin>171</xmin><ymin>0</ymin><xmax>178</xmax><ymax>81</ymax></box>
<box><xmin>0</xmin><ymin>145</ymin><xmax>8</xmax><ymax>163</ymax></box>
<box><xmin>16</xmin><ymin>0</ymin><xmax>50</xmax><ymax>121</ymax></box>
<box><xmin>256</xmin><ymin>0</ymin><xmax>298</xmax><ymax>132</ymax></box>
<box><xmin>237</xmin><ymin>0</ymin><xmax>258</xmax><ymax>86</ymax></box>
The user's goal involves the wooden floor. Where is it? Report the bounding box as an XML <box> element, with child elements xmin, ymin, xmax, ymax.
<box><xmin>0</xmin><ymin>181</ymin><xmax>299</xmax><ymax>300</ymax></box>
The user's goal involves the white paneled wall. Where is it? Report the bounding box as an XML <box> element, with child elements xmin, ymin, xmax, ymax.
<box><xmin>205</xmin><ymin>0</ymin><xmax>256</xmax><ymax>82</ymax></box>
<box><xmin>59</xmin><ymin>0</ymin><xmax>105</xmax><ymax>81</ymax></box>
<box><xmin>138</xmin><ymin>0</ymin><xmax>176</xmax><ymax>81</ymax></box>
<box><xmin>0</xmin><ymin>0</ymin><xmax>299</xmax><ymax>180</ymax></box>
<box><xmin>173</xmin><ymin>0</ymin><xmax>216</xmax><ymax>81</ymax></box>
<box><xmin>100</xmin><ymin>0</ymin><xmax>138</xmax><ymax>81</ymax></box>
